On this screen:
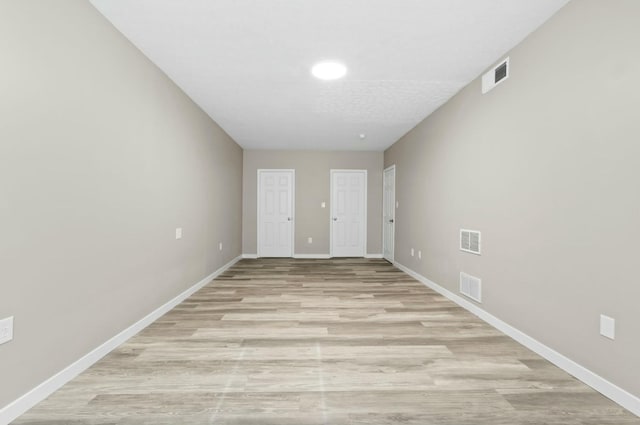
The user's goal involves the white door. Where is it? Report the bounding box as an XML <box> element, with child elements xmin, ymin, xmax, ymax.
<box><xmin>383</xmin><ymin>165</ymin><xmax>395</xmax><ymax>262</ymax></box>
<box><xmin>258</xmin><ymin>170</ymin><xmax>294</xmax><ymax>257</ymax></box>
<box><xmin>331</xmin><ymin>170</ymin><xmax>366</xmax><ymax>257</ymax></box>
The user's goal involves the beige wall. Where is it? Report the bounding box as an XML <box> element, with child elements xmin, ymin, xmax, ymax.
<box><xmin>385</xmin><ymin>0</ymin><xmax>640</xmax><ymax>398</ymax></box>
<box><xmin>243</xmin><ymin>150</ymin><xmax>383</xmax><ymax>256</ymax></box>
<box><xmin>0</xmin><ymin>0</ymin><xmax>242</xmax><ymax>408</ymax></box>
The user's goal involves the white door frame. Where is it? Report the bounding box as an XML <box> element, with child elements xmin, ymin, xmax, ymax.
<box><xmin>257</xmin><ymin>169</ymin><xmax>295</xmax><ymax>258</ymax></box>
<box><xmin>329</xmin><ymin>169</ymin><xmax>367</xmax><ymax>258</ymax></box>
<box><xmin>383</xmin><ymin>164</ymin><xmax>396</xmax><ymax>263</ymax></box>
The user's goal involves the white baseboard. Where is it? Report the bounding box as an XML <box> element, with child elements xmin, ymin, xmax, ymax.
<box><xmin>243</xmin><ymin>254</ymin><xmax>331</xmax><ymax>259</ymax></box>
<box><xmin>0</xmin><ymin>255</ymin><xmax>242</xmax><ymax>425</ymax></box>
<box><xmin>293</xmin><ymin>254</ymin><xmax>331</xmax><ymax>259</ymax></box>
<box><xmin>243</xmin><ymin>253</ymin><xmax>383</xmax><ymax>260</ymax></box>
<box><xmin>393</xmin><ymin>261</ymin><xmax>640</xmax><ymax>418</ymax></box>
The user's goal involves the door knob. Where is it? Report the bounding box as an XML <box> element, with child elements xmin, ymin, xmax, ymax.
<box><xmin>287</xmin><ymin>217</ymin><xmax>292</xmax><ymax>221</ymax></box>
<box><xmin>389</xmin><ymin>219</ymin><xmax>394</xmax><ymax>223</ymax></box>
<box><xmin>333</xmin><ymin>217</ymin><xmax>337</xmax><ymax>221</ymax></box>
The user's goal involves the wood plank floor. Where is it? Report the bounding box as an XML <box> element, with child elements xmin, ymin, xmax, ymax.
<box><xmin>14</xmin><ymin>258</ymin><xmax>640</xmax><ymax>424</ymax></box>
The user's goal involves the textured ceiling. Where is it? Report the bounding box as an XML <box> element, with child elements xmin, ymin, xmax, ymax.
<box><xmin>89</xmin><ymin>0</ymin><xmax>569</xmax><ymax>151</ymax></box>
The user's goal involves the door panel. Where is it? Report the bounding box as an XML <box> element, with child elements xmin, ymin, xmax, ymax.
<box><xmin>383</xmin><ymin>166</ymin><xmax>395</xmax><ymax>262</ymax></box>
<box><xmin>258</xmin><ymin>170</ymin><xmax>294</xmax><ymax>257</ymax></box>
<box><xmin>331</xmin><ymin>170</ymin><xmax>366</xmax><ymax>257</ymax></box>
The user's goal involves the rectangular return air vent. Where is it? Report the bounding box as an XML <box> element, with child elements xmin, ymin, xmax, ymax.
<box><xmin>460</xmin><ymin>272</ymin><xmax>482</xmax><ymax>303</ymax></box>
<box><xmin>482</xmin><ymin>57</ymin><xmax>509</xmax><ymax>94</ymax></box>
<box><xmin>460</xmin><ymin>229</ymin><xmax>481</xmax><ymax>255</ymax></box>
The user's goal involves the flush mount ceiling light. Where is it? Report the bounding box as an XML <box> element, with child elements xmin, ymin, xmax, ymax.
<box><xmin>311</xmin><ymin>61</ymin><xmax>347</xmax><ymax>80</ymax></box>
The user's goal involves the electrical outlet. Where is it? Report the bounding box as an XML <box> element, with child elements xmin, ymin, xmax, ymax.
<box><xmin>418</xmin><ymin>250</ymin><xmax>422</xmax><ymax>260</ymax></box>
<box><xmin>410</xmin><ymin>248</ymin><xmax>414</xmax><ymax>257</ymax></box>
<box><xmin>219</xmin><ymin>242</ymin><xmax>223</xmax><ymax>251</ymax></box>
<box><xmin>0</xmin><ymin>317</ymin><xmax>14</xmax><ymax>345</ymax></box>
<box><xmin>321</xmin><ymin>202</ymin><xmax>326</xmax><ymax>208</ymax></box>
<box><xmin>175</xmin><ymin>228</ymin><xmax>182</xmax><ymax>239</ymax></box>
<box><xmin>600</xmin><ymin>315</ymin><xmax>615</xmax><ymax>340</ymax></box>
<box><xmin>396</xmin><ymin>201</ymin><xmax>399</xmax><ymax>208</ymax></box>
<box><xmin>307</xmin><ymin>237</ymin><xmax>313</xmax><ymax>244</ymax></box>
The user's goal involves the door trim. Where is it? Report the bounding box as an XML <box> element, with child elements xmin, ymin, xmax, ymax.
<box><xmin>329</xmin><ymin>169</ymin><xmax>367</xmax><ymax>258</ymax></box>
<box><xmin>383</xmin><ymin>164</ymin><xmax>396</xmax><ymax>263</ymax></box>
<box><xmin>257</xmin><ymin>169</ymin><xmax>295</xmax><ymax>258</ymax></box>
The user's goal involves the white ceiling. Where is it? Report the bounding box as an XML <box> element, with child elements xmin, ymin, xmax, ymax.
<box><xmin>89</xmin><ymin>0</ymin><xmax>569</xmax><ymax>151</ymax></box>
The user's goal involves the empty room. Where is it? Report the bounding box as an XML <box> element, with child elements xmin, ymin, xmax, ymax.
<box><xmin>1</xmin><ymin>0</ymin><xmax>639</xmax><ymax>423</ymax></box>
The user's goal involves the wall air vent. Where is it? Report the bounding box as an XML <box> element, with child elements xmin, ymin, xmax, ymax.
<box><xmin>460</xmin><ymin>229</ymin><xmax>481</xmax><ymax>255</ymax></box>
<box><xmin>460</xmin><ymin>272</ymin><xmax>482</xmax><ymax>303</ymax></box>
<box><xmin>482</xmin><ymin>57</ymin><xmax>509</xmax><ymax>94</ymax></box>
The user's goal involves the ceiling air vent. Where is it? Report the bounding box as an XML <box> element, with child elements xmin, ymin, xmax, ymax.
<box><xmin>460</xmin><ymin>229</ymin><xmax>481</xmax><ymax>255</ymax></box>
<box><xmin>482</xmin><ymin>57</ymin><xmax>509</xmax><ymax>94</ymax></box>
<box><xmin>460</xmin><ymin>272</ymin><xmax>482</xmax><ymax>303</ymax></box>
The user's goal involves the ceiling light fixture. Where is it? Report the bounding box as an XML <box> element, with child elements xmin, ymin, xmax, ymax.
<box><xmin>311</xmin><ymin>61</ymin><xmax>347</xmax><ymax>80</ymax></box>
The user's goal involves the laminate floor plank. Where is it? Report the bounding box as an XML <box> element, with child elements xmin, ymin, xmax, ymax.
<box><xmin>13</xmin><ymin>258</ymin><xmax>640</xmax><ymax>424</ymax></box>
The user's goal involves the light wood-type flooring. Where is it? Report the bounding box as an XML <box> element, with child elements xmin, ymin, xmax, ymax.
<box><xmin>13</xmin><ymin>258</ymin><xmax>640</xmax><ymax>424</ymax></box>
